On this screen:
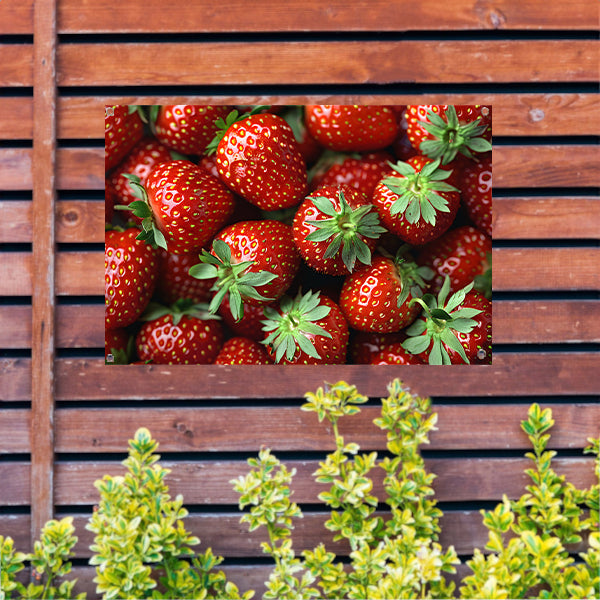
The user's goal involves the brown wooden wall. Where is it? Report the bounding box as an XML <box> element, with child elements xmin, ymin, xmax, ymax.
<box><xmin>0</xmin><ymin>1</ymin><xmax>598</xmax><ymax>596</ymax></box>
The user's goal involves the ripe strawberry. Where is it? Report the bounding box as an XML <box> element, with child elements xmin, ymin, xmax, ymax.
<box><xmin>122</xmin><ymin>160</ymin><xmax>235</xmax><ymax>255</ymax></box>
<box><xmin>110</xmin><ymin>137</ymin><xmax>173</xmax><ymax>216</ymax></box>
<box><xmin>370</xmin><ymin>342</ymin><xmax>424</xmax><ymax>365</ymax></box>
<box><xmin>105</xmin><ymin>328</ymin><xmax>133</xmax><ymax>364</ymax></box>
<box><xmin>309</xmin><ymin>151</ymin><xmax>394</xmax><ymax>197</ymax></box>
<box><xmin>402</xmin><ymin>277</ymin><xmax>492</xmax><ymax>365</ymax></box>
<box><xmin>339</xmin><ymin>251</ymin><xmax>433</xmax><ymax>333</ymax></box>
<box><xmin>155</xmin><ymin>249</ymin><xmax>215</xmax><ymax>305</ymax></box>
<box><xmin>416</xmin><ymin>225</ymin><xmax>492</xmax><ymax>295</ymax></box>
<box><xmin>292</xmin><ymin>185</ymin><xmax>386</xmax><ymax>275</ymax></box>
<box><xmin>190</xmin><ymin>219</ymin><xmax>300</xmax><ymax>321</ymax></box>
<box><xmin>305</xmin><ymin>105</ymin><xmax>399</xmax><ymax>152</ymax></box>
<box><xmin>280</xmin><ymin>105</ymin><xmax>323</xmax><ymax>166</ymax></box>
<box><xmin>105</xmin><ymin>227</ymin><xmax>159</xmax><ymax>329</ymax></box>
<box><xmin>405</xmin><ymin>104</ymin><xmax>492</xmax><ymax>164</ymax></box>
<box><xmin>210</xmin><ymin>108</ymin><xmax>308</xmax><ymax>210</ymax></box>
<box><xmin>214</xmin><ymin>336</ymin><xmax>273</xmax><ymax>365</ymax></box>
<box><xmin>135</xmin><ymin>299</ymin><xmax>223</xmax><ymax>364</ymax></box>
<box><xmin>261</xmin><ymin>290</ymin><xmax>349</xmax><ymax>364</ymax></box>
<box><xmin>349</xmin><ymin>331</ymin><xmax>406</xmax><ymax>364</ymax></box>
<box><xmin>460</xmin><ymin>153</ymin><xmax>492</xmax><ymax>237</ymax></box>
<box><xmin>151</xmin><ymin>105</ymin><xmax>232</xmax><ymax>156</ymax></box>
<box><xmin>105</xmin><ymin>105</ymin><xmax>144</xmax><ymax>173</ymax></box>
<box><xmin>372</xmin><ymin>156</ymin><xmax>460</xmax><ymax>245</ymax></box>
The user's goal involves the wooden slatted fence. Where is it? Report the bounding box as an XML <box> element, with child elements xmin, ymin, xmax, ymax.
<box><xmin>0</xmin><ymin>0</ymin><xmax>598</xmax><ymax>597</ymax></box>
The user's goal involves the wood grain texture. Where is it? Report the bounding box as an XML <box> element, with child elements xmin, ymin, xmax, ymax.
<box><xmin>493</xmin><ymin>197</ymin><xmax>600</xmax><ymax>239</ymax></box>
<box><xmin>56</xmin><ymin>41</ymin><xmax>599</xmax><ymax>86</ymax></box>
<box><xmin>0</xmin><ymin>45</ymin><xmax>33</xmax><ymax>86</ymax></box>
<box><xmin>4</xmin><ymin>0</ymin><xmax>598</xmax><ymax>34</ymax></box>
<box><xmin>49</xmin><ymin>353</ymin><xmax>600</xmax><ymax>400</ymax></box>
<box><xmin>55</xmin><ymin>0</ymin><xmax>599</xmax><ymax>33</ymax></box>
<box><xmin>52</xmin><ymin>404</ymin><xmax>600</xmax><ymax>453</ymax></box>
<box><xmin>0</xmin><ymin>410</ymin><xmax>30</xmax><ymax>453</ymax></box>
<box><xmin>50</xmin><ymin>94</ymin><xmax>600</xmax><ymax>139</ymax></box>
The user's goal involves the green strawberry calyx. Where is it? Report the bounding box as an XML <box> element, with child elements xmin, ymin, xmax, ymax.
<box><xmin>401</xmin><ymin>276</ymin><xmax>483</xmax><ymax>365</ymax></box>
<box><xmin>474</xmin><ymin>251</ymin><xmax>492</xmax><ymax>300</ymax></box>
<box><xmin>381</xmin><ymin>159</ymin><xmax>458</xmax><ymax>227</ymax></box>
<box><xmin>419</xmin><ymin>105</ymin><xmax>492</xmax><ymax>164</ymax></box>
<box><xmin>189</xmin><ymin>238</ymin><xmax>278</xmax><ymax>322</ymax></box>
<box><xmin>139</xmin><ymin>298</ymin><xmax>221</xmax><ymax>326</ymax></box>
<box><xmin>392</xmin><ymin>247</ymin><xmax>435</xmax><ymax>309</ymax></box>
<box><xmin>114</xmin><ymin>174</ymin><xmax>168</xmax><ymax>251</ymax></box>
<box><xmin>205</xmin><ymin>105</ymin><xmax>270</xmax><ymax>155</ymax></box>
<box><xmin>304</xmin><ymin>190</ymin><xmax>387</xmax><ymax>272</ymax></box>
<box><xmin>261</xmin><ymin>289</ymin><xmax>333</xmax><ymax>363</ymax></box>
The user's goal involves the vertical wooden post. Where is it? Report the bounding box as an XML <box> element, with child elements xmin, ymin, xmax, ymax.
<box><xmin>31</xmin><ymin>0</ymin><xmax>57</xmax><ymax>546</ymax></box>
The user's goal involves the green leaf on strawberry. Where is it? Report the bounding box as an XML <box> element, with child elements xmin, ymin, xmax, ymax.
<box><xmin>190</xmin><ymin>238</ymin><xmax>278</xmax><ymax>322</ymax></box>
<box><xmin>304</xmin><ymin>190</ymin><xmax>387</xmax><ymax>272</ymax></box>
<box><xmin>419</xmin><ymin>105</ymin><xmax>492</xmax><ymax>164</ymax></box>
<box><xmin>402</xmin><ymin>276</ymin><xmax>483</xmax><ymax>365</ymax></box>
<box><xmin>381</xmin><ymin>158</ymin><xmax>458</xmax><ymax>226</ymax></box>
<box><xmin>261</xmin><ymin>290</ymin><xmax>334</xmax><ymax>363</ymax></box>
<box><xmin>205</xmin><ymin>105</ymin><xmax>271</xmax><ymax>155</ymax></box>
<box><xmin>140</xmin><ymin>298</ymin><xmax>221</xmax><ymax>326</ymax></box>
<box><xmin>474</xmin><ymin>251</ymin><xmax>493</xmax><ymax>299</ymax></box>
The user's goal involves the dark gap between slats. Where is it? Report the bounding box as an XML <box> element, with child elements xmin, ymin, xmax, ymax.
<box><xmin>56</xmin><ymin>30</ymin><xmax>600</xmax><ymax>43</ymax></box>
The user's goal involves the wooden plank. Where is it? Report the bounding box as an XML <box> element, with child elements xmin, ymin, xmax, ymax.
<box><xmin>0</xmin><ymin>359</ymin><xmax>31</xmax><ymax>402</ymax></box>
<box><xmin>492</xmin><ymin>247</ymin><xmax>600</xmax><ymax>291</ymax></box>
<box><xmin>1</xmin><ymin>462</ymin><xmax>30</xmax><ymax>506</ymax></box>
<box><xmin>0</xmin><ymin>0</ymin><xmax>34</xmax><ymax>34</ymax></box>
<box><xmin>0</xmin><ymin>149</ymin><xmax>32</xmax><ymax>191</ymax></box>
<box><xmin>49</xmin><ymin>353</ymin><xmax>600</xmax><ymax>400</ymax></box>
<box><xmin>494</xmin><ymin>145</ymin><xmax>599</xmax><ymax>188</ymax></box>
<box><xmin>55</xmin><ymin>0</ymin><xmax>599</xmax><ymax>33</ymax></box>
<box><xmin>0</xmin><ymin>202</ymin><xmax>32</xmax><ymax>243</ymax></box>
<box><xmin>30</xmin><ymin>0</ymin><xmax>58</xmax><ymax>546</ymax></box>
<box><xmin>494</xmin><ymin>300</ymin><xmax>600</xmax><ymax>344</ymax></box>
<box><xmin>2</xmin><ymin>247</ymin><xmax>598</xmax><ymax>297</ymax></box>
<box><xmin>52</xmin><ymin>456</ymin><xmax>597</xmax><ymax>506</ymax></box>
<box><xmin>56</xmin><ymin>148</ymin><xmax>104</xmax><ymax>190</ymax></box>
<box><xmin>0</xmin><ymin>410</ymin><xmax>30</xmax><ymax>453</ymax></box>
<box><xmin>493</xmin><ymin>197</ymin><xmax>600</xmax><ymax>240</ymax></box>
<box><xmin>53</xmin><ymin>404</ymin><xmax>600</xmax><ymax>453</ymax></box>
<box><xmin>0</xmin><ymin>98</ymin><xmax>33</xmax><ymax>139</ymax></box>
<box><xmin>0</xmin><ymin>45</ymin><xmax>33</xmax><ymax>87</ymax></box>
<box><xmin>53</xmin><ymin>94</ymin><xmax>600</xmax><ymax>139</ymax></box>
<box><xmin>56</xmin><ymin>41</ymin><xmax>599</xmax><ymax>86</ymax></box>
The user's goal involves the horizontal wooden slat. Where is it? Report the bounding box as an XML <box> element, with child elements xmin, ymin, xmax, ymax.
<box><xmin>0</xmin><ymin>45</ymin><xmax>33</xmax><ymax>87</ymax></box>
<box><xmin>53</xmin><ymin>456</ymin><xmax>597</xmax><ymax>505</ymax></box>
<box><xmin>3</xmin><ymin>0</ymin><xmax>597</xmax><ymax>34</ymax></box>
<box><xmin>48</xmin><ymin>94</ymin><xmax>600</xmax><ymax>139</ymax></box>
<box><xmin>56</xmin><ymin>41</ymin><xmax>598</xmax><ymax>86</ymax></box>
<box><xmin>493</xmin><ymin>197</ymin><xmax>600</xmax><ymax>239</ymax></box>
<box><xmin>2</xmin><ymin>248</ymin><xmax>598</xmax><ymax>296</ymax></box>
<box><xmin>3</xmin><ymin>145</ymin><xmax>598</xmax><ymax>191</ymax></box>
<box><xmin>0</xmin><ymin>410</ymin><xmax>30</xmax><ymax>453</ymax></box>
<box><xmin>53</xmin><ymin>404</ymin><xmax>600</xmax><ymax>453</ymax></box>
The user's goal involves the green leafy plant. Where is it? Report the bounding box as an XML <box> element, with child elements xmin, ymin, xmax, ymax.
<box><xmin>233</xmin><ymin>380</ymin><xmax>599</xmax><ymax>599</ymax></box>
<box><xmin>86</xmin><ymin>427</ymin><xmax>251</xmax><ymax>600</ymax></box>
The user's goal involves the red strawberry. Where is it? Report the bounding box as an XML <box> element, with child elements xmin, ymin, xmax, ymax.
<box><xmin>309</xmin><ymin>151</ymin><xmax>394</xmax><ymax>197</ymax></box>
<box><xmin>280</xmin><ymin>105</ymin><xmax>323</xmax><ymax>165</ymax></box>
<box><xmin>210</xmin><ymin>108</ymin><xmax>308</xmax><ymax>210</ymax></box>
<box><xmin>105</xmin><ymin>105</ymin><xmax>144</xmax><ymax>173</ymax></box>
<box><xmin>292</xmin><ymin>185</ymin><xmax>386</xmax><ymax>275</ymax></box>
<box><xmin>372</xmin><ymin>155</ymin><xmax>460</xmax><ymax>245</ymax></box>
<box><xmin>110</xmin><ymin>137</ymin><xmax>173</xmax><ymax>216</ymax></box>
<box><xmin>305</xmin><ymin>105</ymin><xmax>399</xmax><ymax>152</ymax></box>
<box><xmin>261</xmin><ymin>290</ymin><xmax>349</xmax><ymax>364</ymax></box>
<box><xmin>190</xmin><ymin>219</ymin><xmax>300</xmax><ymax>321</ymax></box>
<box><xmin>152</xmin><ymin>105</ymin><xmax>232</xmax><ymax>156</ymax></box>
<box><xmin>135</xmin><ymin>299</ymin><xmax>224</xmax><ymax>364</ymax></box>
<box><xmin>405</xmin><ymin>104</ymin><xmax>492</xmax><ymax>164</ymax></box>
<box><xmin>402</xmin><ymin>277</ymin><xmax>492</xmax><ymax>365</ymax></box>
<box><xmin>339</xmin><ymin>251</ymin><xmax>433</xmax><ymax>333</ymax></box>
<box><xmin>349</xmin><ymin>331</ymin><xmax>406</xmax><ymax>364</ymax></box>
<box><xmin>460</xmin><ymin>153</ymin><xmax>492</xmax><ymax>237</ymax></box>
<box><xmin>155</xmin><ymin>249</ymin><xmax>215</xmax><ymax>305</ymax></box>
<box><xmin>370</xmin><ymin>342</ymin><xmax>424</xmax><ymax>365</ymax></box>
<box><xmin>123</xmin><ymin>160</ymin><xmax>235</xmax><ymax>255</ymax></box>
<box><xmin>416</xmin><ymin>225</ymin><xmax>492</xmax><ymax>295</ymax></box>
<box><xmin>214</xmin><ymin>337</ymin><xmax>273</xmax><ymax>365</ymax></box>
<box><xmin>105</xmin><ymin>227</ymin><xmax>159</xmax><ymax>329</ymax></box>
<box><xmin>105</xmin><ymin>328</ymin><xmax>133</xmax><ymax>364</ymax></box>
